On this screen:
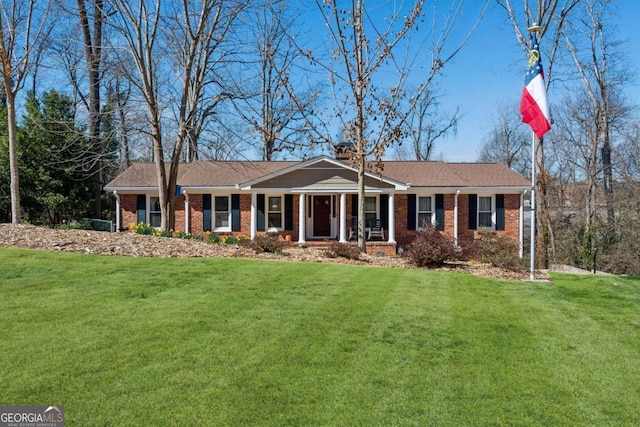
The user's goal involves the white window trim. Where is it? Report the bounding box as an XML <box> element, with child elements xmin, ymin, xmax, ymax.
<box><xmin>477</xmin><ymin>194</ymin><xmax>496</xmax><ymax>230</ymax></box>
<box><xmin>417</xmin><ymin>195</ymin><xmax>436</xmax><ymax>230</ymax></box>
<box><xmin>213</xmin><ymin>195</ymin><xmax>232</xmax><ymax>232</ymax></box>
<box><xmin>266</xmin><ymin>194</ymin><xmax>284</xmax><ymax>232</ymax></box>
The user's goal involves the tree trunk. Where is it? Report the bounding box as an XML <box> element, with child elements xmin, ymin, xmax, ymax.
<box><xmin>77</xmin><ymin>0</ymin><xmax>104</xmax><ymax>219</ymax></box>
<box><xmin>602</xmin><ymin>128</ymin><xmax>614</xmax><ymax>225</ymax></box>
<box><xmin>357</xmin><ymin>155</ymin><xmax>366</xmax><ymax>250</ymax></box>
<box><xmin>150</xmin><ymin>117</ymin><xmax>168</xmax><ymax>230</ymax></box>
<box><xmin>7</xmin><ymin>95</ymin><xmax>21</xmax><ymax>224</ymax></box>
<box><xmin>535</xmin><ymin>137</ymin><xmax>552</xmax><ymax>269</ymax></box>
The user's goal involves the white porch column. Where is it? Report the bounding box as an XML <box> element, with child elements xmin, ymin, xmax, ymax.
<box><xmin>250</xmin><ymin>192</ymin><xmax>257</xmax><ymax>239</ymax></box>
<box><xmin>339</xmin><ymin>193</ymin><xmax>347</xmax><ymax>243</ymax></box>
<box><xmin>454</xmin><ymin>190</ymin><xmax>460</xmax><ymax>246</ymax></box>
<box><xmin>183</xmin><ymin>191</ymin><xmax>190</xmax><ymax>234</ymax></box>
<box><xmin>113</xmin><ymin>191</ymin><xmax>120</xmax><ymax>232</ymax></box>
<box><xmin>298</xmin><ymin>193</ymin><xmax>306</xmax><ymax>245</ymax></box>
<box><xmin>387</xmin><ymin>193</ymin><xmax>396</xmax><ymax>243</ymax></box>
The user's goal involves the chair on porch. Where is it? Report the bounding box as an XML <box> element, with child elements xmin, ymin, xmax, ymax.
<box><xmin>367</xmin><ymin>219</ymin><xmax>384</xmax><ymax>241</ymax></box>
<box><xmin>348</xmin><ymin>216</ymin><xmax>357</xmax><ymax>241</ymax></box>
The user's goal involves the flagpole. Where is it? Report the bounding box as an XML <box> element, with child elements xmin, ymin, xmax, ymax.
<box><xmin>530</xmin><ymin>131</ymin><xmax>536</xmax><ymax>280</ymax></box>
<box><xmin>527</xmin><ymin>23</ymin><xmax>542</xmax><ymax>281</ymax></box>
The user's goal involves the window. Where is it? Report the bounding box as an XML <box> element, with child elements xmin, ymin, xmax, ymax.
<box><xmin>267</xmin><ymin>196</ymin><xmax>282</xmax><ymax>229</ymax></box>
<box><xmin>149</xmin><ymin>197</ymin><xmax>161</xmax><ymax>227</ymax></box>
<box><xmin>214</xmin><ymin>196</ymin><xmax>230</xmax><ymax>230</ymax></box>
<box><xmin>478</xmin><ymin>196</ymin><xmax>493</xmax><ymax>228</ymax></box>
<box><xmin>364</xmin><ymin>196</ymin><xmax>377</xmax><ymax>226</ymax></box>
<box><xmin>418</xmin><ymin>196</ymin><xmax>433</xmax><ymax>228</ymax></box>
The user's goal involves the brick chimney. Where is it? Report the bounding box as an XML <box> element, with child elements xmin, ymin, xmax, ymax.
<box><xmin>334</xmin><ymin>141</ymin><xmax>354</xmax><ymax>160</ymax></box>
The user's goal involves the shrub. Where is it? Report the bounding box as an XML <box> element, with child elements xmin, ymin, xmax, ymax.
<box><xmin>205</xmin><ymin>232</ymin><xmax>221</xmax><ymax>244</ymax></box>
<box><xmin>475</xmin><ymin>231</ymin><xmax>524</xmax><ymax>272</ymax></box>
<box><xmin>222</xmin><ymin>235</ymin><xmax>239</xmax><ymax>245</ymax></box>
<box><xmin>324</xmin><ymin>241</ymin><xmax>361</xmax><ymax>260</ymax></box>
<box><xmin>236</xmin><ymin>235</ymin><xmax>251</xmax><ymax>246</ymax></box>
<box><xmin>246</xmin><ymin>234</ymin><xmax>291</xmax><ymax>254</ymax></box>
<box><xmin>405</xmin><ymin>224</ymin><xmax>461</xmax><ymax>268</ymax></box>
<box><xmin>174</xmin><ymin>230</ymin><xmax>191</xmax><ymax>239</ymax></box>
<box><xmin>129</xmin><ymin>222</ymin><xmax>156</xmax><ymax>235</ymax></box>
<box><xmin>158</xmin><ymin>229</ymin><xmax>173</xmax><ymax>238</ymax></box>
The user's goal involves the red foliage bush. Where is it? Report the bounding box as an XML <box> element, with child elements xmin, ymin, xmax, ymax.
<box><xmin>405</xmin><ymin>224</ymin><xmax>461</xmax><ymax>268</ymax></box>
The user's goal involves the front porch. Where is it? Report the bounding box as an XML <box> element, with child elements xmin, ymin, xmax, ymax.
<box><xmin>249</xmin><ymin>192</ymin><xmax>399</xmax><ymax>247</ymax></box>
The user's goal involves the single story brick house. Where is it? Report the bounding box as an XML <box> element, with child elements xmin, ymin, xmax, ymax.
<box><xmin>104</xmin><ymin>155</ymin><xmax>530</xmax><ymax>255</ymax></box>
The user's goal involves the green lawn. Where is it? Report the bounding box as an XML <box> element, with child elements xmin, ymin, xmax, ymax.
<box><xmin>1</xmin><ymin>248</ymin><xmax>639</xmax><ymax>426</ymax></box>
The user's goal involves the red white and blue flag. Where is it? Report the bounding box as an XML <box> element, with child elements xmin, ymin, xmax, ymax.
<box><xmin>520</xmin><ymin>34</ymin><xmax>551</xmax><ymax>138</ymax></box>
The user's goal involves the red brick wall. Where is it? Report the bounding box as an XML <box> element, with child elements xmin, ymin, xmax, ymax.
<box><xmin>119</xmin><ymin>192</ymin><xmax>522</xmax><ymax>256</ymax></box>
<box><xmin>457</xmin><ymin>194</ymin><xmax>473</xmax><ymax>247</ymax></box>
<box><xmin>174</xmin><ymin>195</ymin><xmax>185</xmax><ymax>232</ymax></box>
<box><xmin>393</xmin><ymin>193</ymin><xmax>521</xmax><ymax>253</ymax></box>
<box><xmin>503</xmin><ymin>193</ymin><xmax>521</xmax><ymax>241</ymax></box>
<box><xmin>119</xmin><ymin>194</ymin><xmax>138</xmax><ymax>230</ymax></box>
<box><xmin>189</xmin><ymin>195</ymin><xmax>204</xmax><ymax>235</ymax></box>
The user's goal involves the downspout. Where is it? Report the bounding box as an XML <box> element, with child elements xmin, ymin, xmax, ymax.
<box><xmin>183</xmin><ymin>190</ymin><xmax>190</xmax><ymax>235</ymax></box>
<box><xmin>454</xmin><ymin>190</ymin><xmax>460</xmax><ymax>246</ymax></box>
<box><xmin>113</xmin><ymin>191</ymin><xmax>120</xmax><ymax>232</ymax></box>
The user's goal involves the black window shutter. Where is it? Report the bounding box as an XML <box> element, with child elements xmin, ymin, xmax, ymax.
<box><xmin>407</xmin><ymin>194</ymin><xmax>416</xmax><ymax>230</ymax></box>
<box><xmin>496</xmin><ymin>194</ymin><xmax>505</xmax><ymax>231</ymax></box>
<box><xmin>231</xmin><ymin>194</ymin><xmax>241</xmax><ymax>231</ymax></box>
<box><xmin>379</xmin><ymin>194</ymin><xmax>389</xmax><ymax>228</ymax></box>
<box><xmin>203</xmin><ymin>194</ymin><xmax>212</xmax><ymax>232</ymax></box>
<box><xmin>257</xmin><ymin>194</ymin><xmax>265</xmax><ymax>231</ymax></box>
<box><xmin>435</xmin><ymin>194</ymin><xmax>445</xmax><ymax>231</ymax></box>
<box><xmin>468</xmin><ymin>194</ymin><xmax>477</xmax><ymax>230</ymax></box>
<box><xmin>351</xmin><ymin>194</ymin><xmax>358</xmax><ymax>218</ymax></box>
<box><xmin>284</xmin><ymin>194</ymin><xmax>294</xmax><ymax>231</ymax></box>
<box><xmin>136</xmin><ymin>195</ymin><xmax>146</xmax><ymax>224</ymax></box>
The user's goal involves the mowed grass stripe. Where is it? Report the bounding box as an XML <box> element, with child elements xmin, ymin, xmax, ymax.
<box><xmin>1</xmin><ymin>248</ymin><xmax>639</xmax><ymax>426</ymax></box>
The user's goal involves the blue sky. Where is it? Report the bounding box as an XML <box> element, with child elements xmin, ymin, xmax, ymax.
<box><xmin>297</xmin><ymin>0</ymin><xmax>640</xmax><ymax>162</ymax></box>
<box><xmin>435</xmin><ymin>0</ymin><xmax>640</xmax><ymax>162</ymax></box>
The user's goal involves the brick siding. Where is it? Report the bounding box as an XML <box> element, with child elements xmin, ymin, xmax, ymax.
<box><xmin>120</xmin><ymin>192</ymin><xmax>522</xmax><ymax>257</ymax></box>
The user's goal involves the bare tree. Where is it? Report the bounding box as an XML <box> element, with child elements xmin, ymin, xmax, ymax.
<box><xmin>308</xmin><ymin>0</ymin><xmax>486</xmax><ymax>250</ymax></box>
<box><xmin>542</xmin><ymin>0</ymin><xmax>635</xmax><ymax>273</ymax></box>
<box><xmin>109</xmin><ymin>0</ymin><xmax>247</xmax><ymax>229</ymax></box>
<box><xmin>497</xmin><ymin>0</ymin><xmax>581</xmax><ymax>268</ymax></box>
<box><xmin>0</xmin><ymin>0</ymin><xmax>51</xmax><ymax>224</ymax></box>
<box><xmin>76</xmin><ymin>0</ymin><xmax>105</xmax><ymax>217</ymax></box>
<box><xmin>562</xmin><ymin>0</ymin><xmax>630</xmax><ymax>226</ymax></box>
<box><xmin>477</xmin><ymin>100</ymin><xmax>530</xmax><ymax>176</ymax></box>
<box><xmin>164</xmin><ymin>0</ymin><xmax>248</xmax><ymax>163</ymax></box>
<box><xmin>108</xmin><ymin>0</ymin><xmax>170</xmax><ymax>227</ymax></box>
<box><xmin>618</xmin><ymin>121</ymin><xmax>640</xmax><ymax>181</ymax></box>
<box><xmin>233</xmin><ymin>0</ymin><xmax>318</xmax><ymax>161</ymax></box>
<box><xmin>398</xmin><ymin>87</ymin><xmax>460</xmax><ymax>161</ymax></box>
